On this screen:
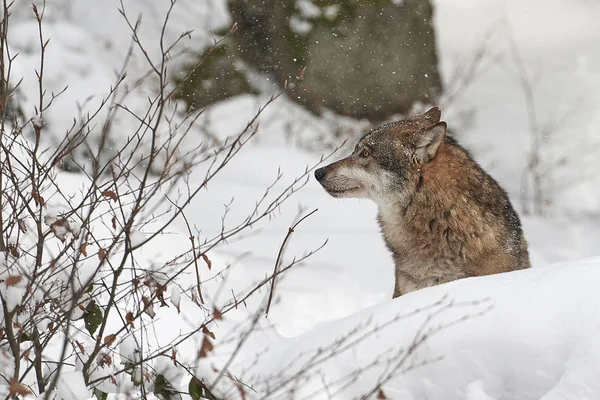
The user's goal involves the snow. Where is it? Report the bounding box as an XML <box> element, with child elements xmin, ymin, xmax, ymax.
<box><xmin>434</xmin><ymin>0</ymin><xmax>600</xmax><ymax>214</ymax></box>
<box><xmin>296</xmin><ymin>0</ymin><xmax>322</xmax><ymax>19</ymax></box>
<box><xmin>170</xmin><ymin>285</ymin><xmax>181</xmax><ymax>312</ymax></box>
<box><xmin>129</xmin><ymin>230</ymin><xmax>146</xmax><ymax>248</ymax></box>
<box><xmin>7</xmin><ymin>0</ymin><xmax>230</xmax><ymax>171</ymax></box>
<box><xmin>57</xmin><ymin>371</ymin><xmax>93</xmax><ymax>400</ymax></box>
<box><xmin>0</xmin><ymin>281</ymin><xmax>26</xmax><ymax>313</ymax></box>
<box><xmin>0</xmin><ymin>0</ymin><xmax>599</xmax><ymax>398</ymax></box>
<box><xmin>31</xmin><ymin>115</ymin><xmax>43</xmax><ymax>129</ymax></box>
<box><xmin>466</xmin><ymin>381</ymin><xmax>496</xmax><ymax>400</ymax></box>
<box><xmin>119</xmin><ymin>334</ymin><xmax>140</xmax><ymax>365</ymax></box>
<box><xmin>237</xmin><ymin>258</ymin><xmax>600</xmax><ymax>399</ymax></box>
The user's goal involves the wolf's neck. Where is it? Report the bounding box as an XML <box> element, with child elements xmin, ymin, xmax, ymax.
<box><xmin>378</xmin><ymin>192</ymin><xmax>446</xmax><ymax>227</ymax></box>
<box><xmin>377</xmin><ymin>199</ymin><xmax>409</xmax><ymax>228</ymax></box>
<box><xmin>377</xmin><ymin>171</ymin><xmax>466</xmax><ymax>241</ymax></box>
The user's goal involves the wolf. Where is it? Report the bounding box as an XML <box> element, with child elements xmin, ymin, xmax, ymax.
<box><xmin>315</xmin><ymin>107</ymin><xmax>530</xmax><ymax>297</ymax></box>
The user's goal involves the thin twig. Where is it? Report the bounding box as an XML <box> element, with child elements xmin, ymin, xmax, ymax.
<box><xmin>265</xmin><ymin>208</ymin><xmax>318</xmax><ymax>316</ymax></box>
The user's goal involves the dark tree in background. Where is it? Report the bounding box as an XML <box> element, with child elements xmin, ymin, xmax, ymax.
<box><xmin>177</xmin><ymin>0</ymin><xmax>442</xmax><ymax>121</ymax></box>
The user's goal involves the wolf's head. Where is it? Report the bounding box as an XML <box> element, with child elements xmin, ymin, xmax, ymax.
<box><xmin>315</xmin><ymin>107</ymin><xmax>447</xmax><ymax>205</ymax></box>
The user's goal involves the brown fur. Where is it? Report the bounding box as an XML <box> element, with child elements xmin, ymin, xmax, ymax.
<box><xmin>315</xmin><ymin>107</ymin><xmax>530</xmax><ymax>297</ymax></box>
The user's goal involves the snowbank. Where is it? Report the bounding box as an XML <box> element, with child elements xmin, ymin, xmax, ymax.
<box><xmin>242</xmin><ymin>258</ymin><xmax>600</xmax><ymax>399</ymax></box>
<box><xmin>1</xmin><ymin>0</ymin><xmax>599</xmax><ymax>398</ymax></box>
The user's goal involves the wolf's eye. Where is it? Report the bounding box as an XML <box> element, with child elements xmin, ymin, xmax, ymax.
<box><xmin>360</xmin><ymin>149</ymin><xmax>370</xmax><ymax>158</ymax></box>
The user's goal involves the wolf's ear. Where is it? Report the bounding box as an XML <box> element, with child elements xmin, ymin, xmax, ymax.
<box><xmin>421</xmin><ymin>107</ymin><xmax>441</xmax><ymax>124</ymax></box>
<box><xmin>415</xmin><ymin>122</ymin><xmax>446</xmax><ymax>163</ymax></box>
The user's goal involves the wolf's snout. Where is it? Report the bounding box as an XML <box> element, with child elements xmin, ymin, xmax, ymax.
<box><xmin>314</xmin><ymin>167</ymin><xmax>326</xmax><ymax>181</ymax></box>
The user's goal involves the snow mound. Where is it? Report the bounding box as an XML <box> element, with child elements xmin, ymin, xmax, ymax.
<box><xmin>240</xmin><ymin>258</ymin><xmax>600</xmax><ymax>400</ymax></box>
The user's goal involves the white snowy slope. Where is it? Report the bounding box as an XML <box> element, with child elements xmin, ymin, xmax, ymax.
<box><xmin>2</xmin><ymin>0</ymin><xmax>600</xmax><ymax>398</ymax></box>
<box><xmin>8</xmin><ymin>0</ymin><xmax>229</xmax><ymax>168</ymax></box>
<box><xmin>179</xmin><ymin>0</ymin><xmax>600</xmax><ymax>336</ymax></box>
<box><xmin>239</xmin><ymin>258</ymin><xmax>600</xmax><ymax>400</ymax></box>
<box><xmin>434</xmin><ymin>0</ymin><xmax>600</xmax><ymax>214</ymax></box>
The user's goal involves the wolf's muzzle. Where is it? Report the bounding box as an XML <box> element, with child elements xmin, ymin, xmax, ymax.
<box><xmin>314</xmin><ymin>167</ymin><xmax>326</xmax><ymax>181</ymax></box>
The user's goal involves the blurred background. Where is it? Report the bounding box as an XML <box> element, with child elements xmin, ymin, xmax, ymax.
<box><xmin>8</xmin><ymin>0</ymin><xmax>600</xmax><ymax>335</ymax></box>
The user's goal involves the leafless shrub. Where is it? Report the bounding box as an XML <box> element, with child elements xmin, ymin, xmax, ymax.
<box><xmin>0</xmin><ymin>0</ymin><xmax>332</xmax><ymax>398</ymax></box>
<box><xmin>503</xmin><ymin>29</ymin><xmax>597</xmax><ymax>216</ymax></box>
<box><xmin>0</xmin><ymin>1</ymin><xmax>485</xmax><ymax>399</ymax></box>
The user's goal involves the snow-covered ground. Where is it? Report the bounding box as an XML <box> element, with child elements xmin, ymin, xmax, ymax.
<box><xmin>243</xmin><ymin>257</ymin><xmax>600</xmax><ymax>399</ymax></box>
<box><xmin>3</xmin><ymin>0</ymin><xmax>600</xmax><ymax>398</ymax></box>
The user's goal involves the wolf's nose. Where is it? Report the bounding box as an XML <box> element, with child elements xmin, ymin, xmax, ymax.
<box><xmin>314</xmin><ymin>167</ymin><xmax>326</xmax><ymax>181</ymax></box>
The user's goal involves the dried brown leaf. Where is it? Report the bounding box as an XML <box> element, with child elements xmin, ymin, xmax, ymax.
<box><xmin>76</xmin><ymin>340</ymin><xmax>85</xmax><ymax>354</ymax></box>
<box><xmin>50</xmin><ymin>218</ymin><xmax>70</xmax><ymax>242</ymax></box>
<box><xmin>5</xmin><ymin>275</ymin><xmax>22</xmax><ymax>286</ymax></box>
<box><xmin>32</xmin><ymin>190</ymin><xmax>45</xmax><ymax>207</ymax></box>
<box><xmin>98</xmin><ymin>352</ymin><xmax>112</xmax><ymax>368</ymax></box>
<box><xmin>201</xmin><ymin>253</ymin><xmax>212</xmax><ymax>270</ymax></box>
<box><xmin>213</xmin><ymin>307</ymin><xmax>222</xmax><ymax>321</ymax></box>
<box><xmin>18</xmin><ymin>219</ymin><xmax>27</xmax><ymax>233</ymax></box>
<box><xmin>156</xmin><ymin>284</ymin><xmax>168</xmax><ymax>307</ymax></box>
<box><xmin>198</xmin><ymin>336</ymin><xmax>214</xmax><ymax>359</ymax></box>
<box><xmin>126</xmin><ymin>311</ymin><xmax>135</xmax><ymax>328</ymax></box>
<box><xmin>80</xmin><ymin>242</ymin><xmax>88</xmax><ymax>257</ymax></box>
<box><xmin>377</xmin><ymin>389</ymin><xmax>388</xmax><ymax>399</ymax></box>
<box><xmin>171</xmin><ymin>348</ymin><xmax>177</xmax><ymax>366</ymax></box>
<box><xmin>142</xmin><ymin>297</ymin><xmax>156</xmax><ymax>319</ymax></box>
<box><xmin>13</xmin><ymin>322</ymin><xmax>23</xmax><ymax>336</ymax></box>
<box><xmin>8</xmin><ymin>245</ymin><xmax>19</xmax><ymax>258</ymax></box>
<box><xmin>9</xmin><ymin>378</ymin><xmax>31</xmax><ymax>396</ymax></box>
<box><xmin>98</xmin><ymin>248</ymin><xmax>107</xmax><ymax>261</ymax></box>
<box><xmin>102</xmin><ymin>190</ymin><xmax>118</xmax><ymax>202</ymax></box>
<box><xmin>104</xmin><ymin>334</ymin><xmax>117</xmax><ymax>347</ymax></box>
<box><xmin>202</xmin><ymin>325</ymin><xmax>216</xmax><ymax>340</ymax></box>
